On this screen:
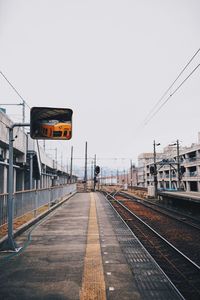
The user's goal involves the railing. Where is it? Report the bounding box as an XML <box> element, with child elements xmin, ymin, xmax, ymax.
<box><xmin>187</xmin><ymin>157</ymin><xmax>197</xmax><ymax>162</ymax></box>
<box><xmin>184</xmin><ymin>157</ymin><xmax>200</xmax><ymax>163</ymax></box>
<box><xmin>171</xmin><ymin>174</ymin><xmax>177</xmax><ymax>178</ymax></box>
<box><xmin>0</xmin><ymin>184</ymin><xmax>76</xmax><ymax>227</ymax></box>
<box><xmin>185</xmin><ymin>171</ymin><xmax>198</xmax><ymax>177</ymax></box>
<box><xmin>158</xmin><ymin>173</ymin><xmax>177</xmax><ymax>179</ymax></box>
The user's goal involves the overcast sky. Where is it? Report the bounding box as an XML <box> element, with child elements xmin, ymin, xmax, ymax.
<box><xmin>0</xmin><ymin>0</ymin><xmax>200</xmax><ymax>172</ymax></box>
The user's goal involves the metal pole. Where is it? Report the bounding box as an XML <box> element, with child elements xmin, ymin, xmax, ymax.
<box><xmin>91</xmin><ymin>160</ymin><xmax>93</xmax><ymax>183</ymax></box>
<box><xmin>117</xmin><ymin>169</ymin><xmax>119</xmax><ymax>185</ymax></box>
<box><xmin>22</xmin><ymin>100</ymin><xmax>25</xmax><ymax>124</ymax></box>
<box><xmin>61</xmin><ymin>152</ymin><xmax>63</xmax><ymax>169</ymax></box>
<box><xmin>130</xmin><ymin>160</ymin><xmax>133</xmax><ymax>190</ymax></box>
<box><xmin>177</xmin><ymin>140</ymin><xmax>180</xmax><ymax>190</ymax></box>
<box><xmin>84</xmin><ymin>142</ymin><xmax>87</xmax><ymax>192</ymax></box>
<box><xmin>56</xmin><ymin>148</ymin><xmax>58</xmax><ymax>169</ymax></box>
<box><xmin>29</xmin><ymin>152</ymin><xmax>33</xmax><ymax>190</ymax></box>
<box><xmin>100</xmin><ymin>167</ymin><xmax>103</xmax><ymax>188</ymax></box>
<box><xmin>70</xmin><ymin>146</ymin><xmax>73</xmax><ymax>183</ymax></box>
<box><xmin>93</xmin><ymin>154</ymin><xmax>96</xmax><ymax>191</ymax></box>
<box><xmin>6</xmin><ymin>127</ymin><xmax>17</xmax><ymax>250</ymax></box>
<box><xmin>153</xmin><ymin>140</ymin><xmax>158</xmax><ymax>199</ymax></box>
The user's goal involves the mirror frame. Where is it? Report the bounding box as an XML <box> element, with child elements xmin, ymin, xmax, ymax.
<box><xmin>30</xmin><ymin>107</ymin><xmax>73</xmax><ymax>140</ymax></box>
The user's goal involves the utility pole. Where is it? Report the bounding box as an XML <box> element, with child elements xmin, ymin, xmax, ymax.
<box><xmin>91</xmin><ymin>160</ymin><xmax>93</xmax><ymax>188</ymax></box>
<box><xmin>47</xmin><ymin>148</ymin><xmax>57</xmax><ymax>168</ymax></box>
<box><xmin>100</xmin><ymin>167</ymin><xmax>103</xmax><ymax>188</ymax></box>
<box><xmin>84</xmin><ymin>141</ymin><xmax>87</xmax><ymax>192</ymax></box>
<box><xmin>130</xmin><ymin>160</ymin><xmax>133</xmax><ymax>190</ymax></box>
<box><xmin>169</xmin><ymin>140</ymin><xmax>181</xmax><ymax>190</ymax></box>
<box><xmin>153</xmin><ymin>140</ymin><xmax>160</xmax><ymax>199</ymax></box>
<box><xmin>117</xmin><ymin>169</ymin><xmax>119</xmax><ymax>185</ymax></box>
<box><xmin>93</xmin><ymin>154</ymin><xmax>96</xmax><ymax>191</ymax></box>
<box><xmin>61</xmin><ymin>152</ymin><xmax>63</xmax><ymax>169</ymax></box>
<box><xmin>176</xmin><ymin>139</ymin><xmax>181</xmax><ymax>190</ymax></box>
<box><xmin>70</xmin><ymin>146</ymin><xmax>73</xmax><ymax>183</ymax></box>
<box><xmin>22</xmin><ymin>100</ymin><xmax>25</xmax><ymax>124</ymax></box>
<box><xmin>29</xmin><ymin>152</ymin><xmax>33</xmax><ymax>190</ymax></box>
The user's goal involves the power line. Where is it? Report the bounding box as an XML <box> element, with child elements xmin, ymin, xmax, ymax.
<box><xmin>142</xmin><ymin>48</ymin><xmax>200</xmax><ymax>125</ymax></box>
<box><xmin>144</xmin><ymin>63</ymin><xmax>200</xmax><ymax>125</ymax></box>
<box><xmin>0</xmin><ymin>70</ymin><xmax>30</xmax><ymax>109</ymax></box>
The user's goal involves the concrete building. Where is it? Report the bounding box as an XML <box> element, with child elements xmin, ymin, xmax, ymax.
<box><xmin>137</xmin><ymin>133</ymin><xmax>200</xmax><ymax>192</ymax></box>
<box><xmin>0</xmin><ymin>110</ymin><xmax>76</xmax><ymax>194</ymax></box>
<box><xmin>137</xmin><ymin>152</ymin><xmax>164</xmax><ymax>187</ymax></box>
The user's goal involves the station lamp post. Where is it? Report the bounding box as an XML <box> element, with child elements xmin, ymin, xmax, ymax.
<box><xmin>153</xmin><ymin>140</ymin><xmax>161</xmax><ymax>199</ymax></box>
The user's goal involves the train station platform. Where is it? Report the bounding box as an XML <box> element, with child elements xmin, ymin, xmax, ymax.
<box><xmin>0</xmin><ymin>192</ymin><xmax>182</xmax><ymax>300</ymax></box>
<box><xmin>158</xmin><ymin>190</ymin><xmax>200</xmax><ymax>203</ymax></box>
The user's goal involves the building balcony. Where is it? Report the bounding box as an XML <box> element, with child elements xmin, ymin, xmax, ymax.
<box><xmin>185</xmin><ymin>171</ymin><xmax>197</xmax><ymax>177</ymax></box>
<box><xmin>184</xmin><ymin>157</ymin><xmax>200</xmax><ymax>166</ymax></box>
<box><xmin>187</xmin><ymin>157</ymin><xmax>197</xmax><ymax>162</ymax></box>
<box><xmin>182</xmin><ymin>172</ymin><xmax>200</xmax><ymax>181</ymax></box>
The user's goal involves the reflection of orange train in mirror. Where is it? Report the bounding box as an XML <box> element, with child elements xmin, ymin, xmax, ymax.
<box><xmin>39</xmin><ymin>120</ymin><xmax>72</xmax><ymax>139</ymax></box>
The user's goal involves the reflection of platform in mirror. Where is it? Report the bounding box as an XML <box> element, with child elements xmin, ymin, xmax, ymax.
<box><xmin>30</xmin><ymin>107</ymin><xmax>73</xmax><ymax>140</ymax></box>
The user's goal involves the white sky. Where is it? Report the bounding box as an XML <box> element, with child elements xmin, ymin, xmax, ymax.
<box><xmin>0</xmin><ymin>0</ymin><xmax>200</xmax><ymax>173</ymax></box>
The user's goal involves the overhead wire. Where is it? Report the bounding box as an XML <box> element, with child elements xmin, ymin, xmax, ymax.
<box><xmin>141</xmin><ymin>48</ymin><xmax>200</xmax><ymax>126</ymax></box>
<box><xmin>0</xmin><ymin>70</ymin><xmax>30</xmax><ymax>109</ymax></box>
<box><xmin>144</xmin><ymin>63</ymin><xmax>200</xmax><ymax>125</ymax></box>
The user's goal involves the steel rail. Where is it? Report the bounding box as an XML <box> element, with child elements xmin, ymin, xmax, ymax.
<box><xmin>104</xmin><ymin>191</ymin><xmax>185</xmax><ymax>300</ymax></box>
<box><xmin>118</xmin><ymin>191</ymin><xmax>200</xmax><ymax>230</ymax></box>
<box><xmin>106</xmin><ymin>192</ymin><xmax>200</xmax><ymax>299</ymax></box>
<box><xmin>109</xmin><ymin>193</ymin><xmax>200</xmax><ymax>271</ymax></box>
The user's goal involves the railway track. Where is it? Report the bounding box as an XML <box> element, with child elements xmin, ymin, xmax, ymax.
<box><xmin>105</xmin><ymin>192</ymin><xmax>200</xmax><ymax>300</ymax></box>
<box><xmin>119</xmin><ymin>191</ymin><xmax>200</xmax><ymax>230</ymax></box>
<box><xmin>114</xmin><ymin>192</ymin><xmax>200</xmax><ymax>266</ymax></box>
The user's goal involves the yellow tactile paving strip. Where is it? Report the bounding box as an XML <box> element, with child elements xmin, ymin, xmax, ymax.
<box><xmin>80</xmin><ymin>193</ymin><xmax>107</xmax><ymax>300</ymax></box>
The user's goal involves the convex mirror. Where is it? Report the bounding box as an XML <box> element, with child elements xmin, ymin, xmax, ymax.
<box><xmin>30</xmin><ymin>107</ymin><xmax>73</xmax><ymax>140</ymax></box>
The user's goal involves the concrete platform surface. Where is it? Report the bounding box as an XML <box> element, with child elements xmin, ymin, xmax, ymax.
<box><xmin>0</xmin><ymin>192</ymin><xmax>182</xmax><ymax>300</ymax></box>
<box><xmin>159</xmin><ymin>190</ymin><xmax>200</xmax><ymax>202</ymax></box>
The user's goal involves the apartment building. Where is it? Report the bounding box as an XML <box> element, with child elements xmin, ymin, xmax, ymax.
<box><xmin>138</xmin><ymin>134</ymin><xmax>200</xmax><ymax>192</ymax></box>
<box><xmin>137</xmin><ymin>152</ymin><xmax>164</xmax><ymax>187</ymax></box>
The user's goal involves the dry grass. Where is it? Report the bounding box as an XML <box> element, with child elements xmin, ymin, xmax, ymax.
<box><xmin>0</xmin><ymin>204</ymin><xmax>49</xmax><ymax>239</ymax></box>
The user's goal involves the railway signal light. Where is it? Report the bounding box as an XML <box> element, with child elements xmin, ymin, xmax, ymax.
<box><xmin>150</xmin><ymin>166</ymin><xmax>155</xmax><ymax>175</ymax></box>
<box><xmin>95</xmin><ymin>165</ymin><xmax>100</xmax><ymax>176</ymax></box>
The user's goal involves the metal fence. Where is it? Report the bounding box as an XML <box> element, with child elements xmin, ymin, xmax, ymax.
<box><xmin>0</xmin><ymin>184</ymin><xmax>76</xmax><ymax>227</ymax></box>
